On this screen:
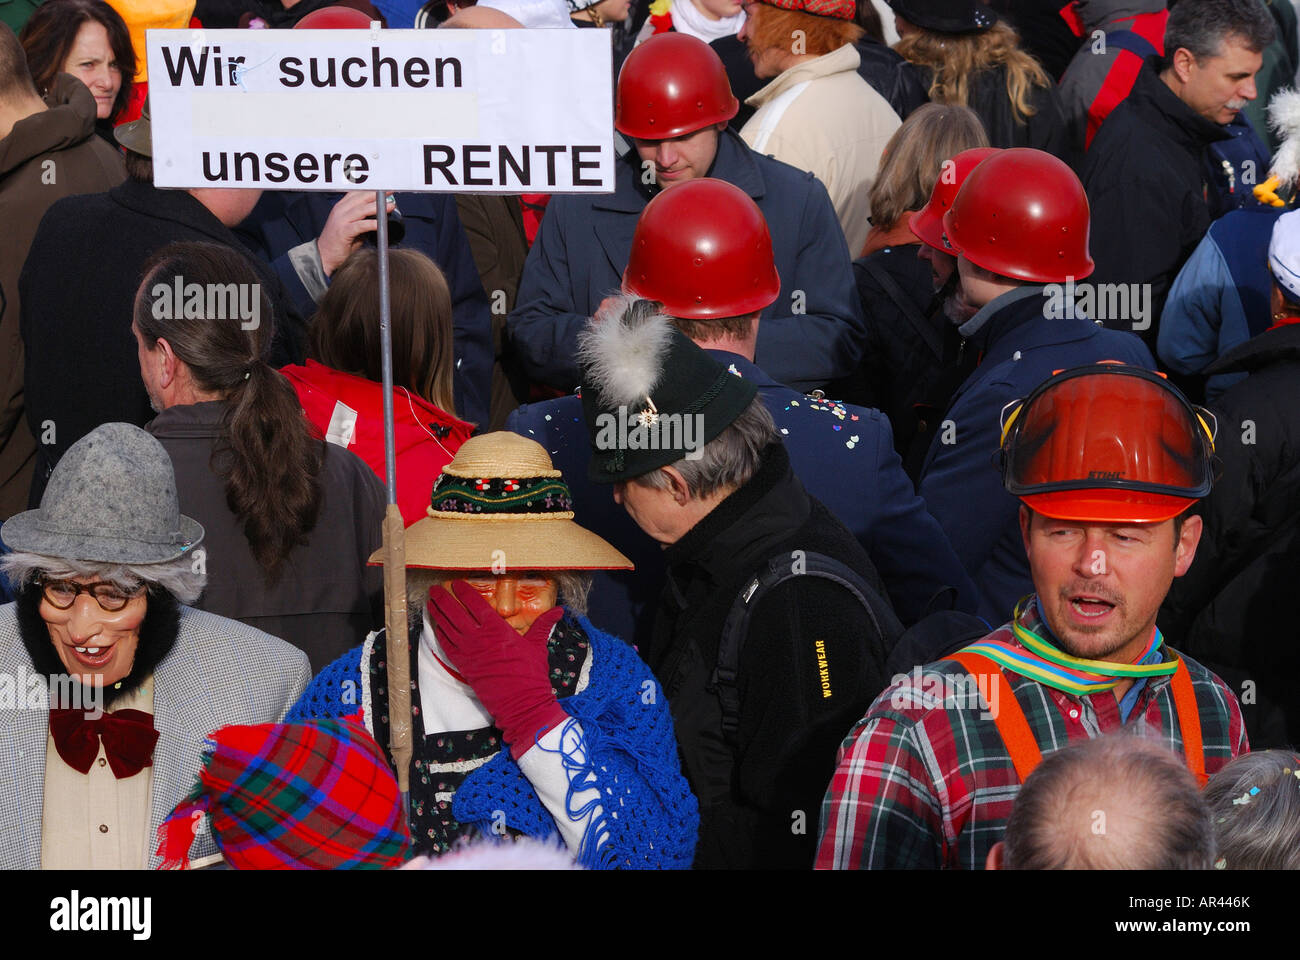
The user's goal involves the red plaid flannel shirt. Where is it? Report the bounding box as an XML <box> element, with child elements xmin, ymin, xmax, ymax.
<box><xmin>815</xmin><ymin>611</ymin><xmax>1249</xmax><ymax>870</ymax></box>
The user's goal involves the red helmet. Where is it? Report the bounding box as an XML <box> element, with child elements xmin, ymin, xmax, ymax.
<box><xmin>294</xmin><ymin>6</ymin><xmax>377</xmax><ymax>27</ymax></box>
<box><xmin>942</xmin><ymin>148</ymin><xmax>1094</xmax><ymax>283</ymax></box>
<box><xmin>909</xmin><ymin>147</ymin><xmax>1000</xmax><ymax>252</ymax></box>
<box><xmin>616</xmin><ymin>34</ymin><xmax>739</xmax><ymax>140</ymax></box>
<box><xmin>1000</xmin><ymin>364</ymin><xmax>1216</xmax><ymax>523</ymax></box>
<box><xmin>623</xmin><ymin>178</ymin><xmax>780</xmax><ymax>319</ymax></box>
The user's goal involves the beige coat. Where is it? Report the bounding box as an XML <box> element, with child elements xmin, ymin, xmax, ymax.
<box><xmin>740</xmin><ymin>44</ymin><xmax>900</xmax><ymax>256</ymax></box>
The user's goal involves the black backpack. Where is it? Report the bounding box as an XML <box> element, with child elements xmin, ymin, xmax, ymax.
<box><xmin>711</xmin><ymin>550</ymin><xmax>903</xmax><ymax>745</ymax></box>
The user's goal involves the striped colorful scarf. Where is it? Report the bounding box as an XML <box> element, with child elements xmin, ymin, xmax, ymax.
<box><xmin>963</xmin><ymin>597</ymin><xmax>1178</xmax><ymax>696</ymax></box>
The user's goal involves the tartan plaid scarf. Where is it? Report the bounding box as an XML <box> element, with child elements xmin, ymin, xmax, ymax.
<box><xmin>156</xmin><ymin>718</ymin><xmax>410</xmax><ymax>870</ymax></box>
<box><xmin>962</xmin><ymin>596</ymin><xmax>1178</xmax><ymax>696</ymax></box>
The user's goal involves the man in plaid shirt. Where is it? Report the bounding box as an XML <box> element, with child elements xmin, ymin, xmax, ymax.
<box><xmin>816</xmin><ymin>363</ymin><xmax>1249</xmax><ymax>870</ymax></box>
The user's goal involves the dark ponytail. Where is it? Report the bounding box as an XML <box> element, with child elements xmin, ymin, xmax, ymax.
<box><xmin>134</xmin><ymin>241</ymin><xmax>323</xmax><ymax>583</ymax></box>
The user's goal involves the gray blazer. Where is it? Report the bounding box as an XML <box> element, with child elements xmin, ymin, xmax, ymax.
<box><xmin>0</xmin><ymin>603</ymin><xmax>311</xmax><ymax>869</ymax></box>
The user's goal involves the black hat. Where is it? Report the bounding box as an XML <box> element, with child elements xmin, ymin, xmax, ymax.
<box><xmin>888</xmin><ymin>0</ymin><xmax>997</xmax><ymax>34</ymax></box>
<box><xmin>579</xmin><ymin>299</ymin><xmax>758</xmax><ymax>483</ymax></box>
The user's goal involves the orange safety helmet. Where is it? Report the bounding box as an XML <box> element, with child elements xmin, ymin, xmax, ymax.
<box><xmin>1000</xmin><ymin>364</ymin><xmax>1216</xmax><ymax>524</ymax></box>
<box><xmin>623</xmin><ymin>178</ymin><xmax>781</xmax><ymax>319</ymax></box>
<box><xmin>615</xmin><ymin>33</ymin><xmax>739</xmax><ymax>141</ymax></box>
<box><xmin>942</xmin><ymin>148</ymin><xmax>1094</xmax><ymax>283</ymax></box>
<box><xmin>909</xmin><ymin>147</ymin><xmax>1001</xmax><ymax>253</ymax></box>
<box><xmin>294</xmin><ymin>6</ymin><xmax>376</xmax><ymax>27</ymax></box>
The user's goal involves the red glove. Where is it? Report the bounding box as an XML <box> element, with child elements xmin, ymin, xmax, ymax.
<box><xmin>426</xmin><ymin>580</ymin><xmax>567</xmax><ymax>759</ymax></box>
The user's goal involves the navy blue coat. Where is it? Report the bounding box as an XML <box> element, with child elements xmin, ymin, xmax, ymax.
<box><xmin>507</xmin><ymin>130</ymin><xmax>867</xmax><ymax>393</ymax></box>
<box><xmin>919</xmin><ymin>287</ymin><xmax>1154</xmax><ymax>624</ymax></box>
<box><xmin>508</xmin><ymin>351</ymin><xmax>978</xmax><ymax>648</ymax></box>
<box><xmin>240</xmin><ymin>190</ymin><xmax>494</xmax><ymax>427</ymax></box>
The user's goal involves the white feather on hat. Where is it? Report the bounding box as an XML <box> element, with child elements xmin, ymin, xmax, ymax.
<box><xmin>1268</xmin><ymin>87</ymin><xmax>1300</xmax><ymax>186</ymax></box>
<box><xmin>577</xmin><ymin>297</ymin><xmax>675</xmax><ymax>408</ymax></box>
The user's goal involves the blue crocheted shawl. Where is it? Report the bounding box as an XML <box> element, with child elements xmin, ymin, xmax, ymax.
<box><xmin>287</xmin><ymin>613</ymin><xmax>699</xmax><ymax>870</ymax></box>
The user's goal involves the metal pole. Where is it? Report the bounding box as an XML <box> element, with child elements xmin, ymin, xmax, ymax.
<box><xmin>376</xmin><ymin>189</ymin><xmax>413</xmax><ymax>811</ymax></box>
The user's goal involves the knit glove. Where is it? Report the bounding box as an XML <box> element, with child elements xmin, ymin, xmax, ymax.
<box><xmin>427</xmin><ymin>580</ymin><xmax>568</xmax><ymax>759</ymax></box>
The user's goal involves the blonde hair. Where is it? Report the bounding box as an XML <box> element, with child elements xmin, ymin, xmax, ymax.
<box><xmin>868</xmin><ymin>102</ymin><xmax>989</xmax><ymax>231</ymax></box>
<box><xmin>895</xmin><ymin>21</ymin><xmax>1050</xmax><ymax>125</ymax></box>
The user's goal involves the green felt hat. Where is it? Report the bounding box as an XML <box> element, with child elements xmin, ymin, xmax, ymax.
<box><xmin>578</xmin><ymin>299</ymin><xmax>757</xmax><ymax>483</ymax></box>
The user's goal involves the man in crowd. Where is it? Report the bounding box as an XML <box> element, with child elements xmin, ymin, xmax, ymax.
<box><xmin>509</xmin><ymin>32</ymin><xmax>865</xmax><ymax>395</ymax></box>
<box><xmin>1161</xmin><ymin>207</ymin><xmax>1300</xmax><ymax>749</ymax></box>
<box><xmin>819</xmin><ymin>363</ymin><xmax>1248</xmax><ymax>869</ymax></box>
<box><xmin>512</xmin><ymin>177</ymin><xmax>976</xmax><ymax>647</ymax></box>
<box><xmin>19</xmin><ymin>99</ymin><xmax>304</xmax><ymax>505</ymax></box>
<box><xmin>1082</xmin><ymin>0</ymin><xmax>1274</xmax><ymax>341</ymax></box>
<box><xmin>918</xmin><ymin>147</ymin><xmax>1151</xmax><ymax>623</ymax></box>
<box><xmin>579</xmin><ymin>296</ymin><xmax>898</xmax><ymax>868</ymax></box>
<box><xmin>737</xmin><ymin>0</ymin><xmax>900</xmax><ymax>254</ymax></box>
<box><xmin>988</xmin><ymin>736</ymin><xmax>1215</xmax><ymax>870</ymax></box>
<box><xmin>0</xmin><ymin>24</ymin><xmax>124</xmax><ymax>519</ymax></box>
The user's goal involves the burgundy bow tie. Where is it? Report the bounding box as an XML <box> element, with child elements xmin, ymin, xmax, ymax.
<box><xmin>48</xmin><ymin>707</ymin><xmax>160</xmax><ymax>779</ymax></box>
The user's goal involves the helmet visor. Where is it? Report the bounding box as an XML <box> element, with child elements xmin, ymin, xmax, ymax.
<box><xmin>1003</xmin><ymin>366</ymin><xmax>1214</xmax><ymax>521</ymax></box>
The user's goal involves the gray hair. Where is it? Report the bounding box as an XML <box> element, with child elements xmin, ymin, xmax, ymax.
<box><xmin>406</xmin><ymin>569</ymin><xmax>594</xmax><ymax>619</ymax></box>
<box><xmin>632</xmin><ymin>395</ymin><xmax>778</xmax><ymax>500</ymax></box>
<box><xmin>1163</xmin><ymin>0</ymin><xmax>1275</xmax><ymax>65</ymax></box>
<box><xmin>1204</xmin><ymin>750</ymin><xmax>1300</xmax><ymax>870</ymax></box>
<box><xmin>1003</xmin><ymin>735</ymin><xmax>1215</xmax><ymax>870</ymax></box>
<box><xmin>1</xmin><ymin>551</ymin><xmax>206</xmax><ymax>605</ymax></box>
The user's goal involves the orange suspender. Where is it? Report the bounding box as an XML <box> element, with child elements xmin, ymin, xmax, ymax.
<box><xmin>1169</xmin><ymin>656</ymin><xmax>1208</xmax><ymax>787</ymax></box>
<box><xmin>943</xmin><ymin>651</ymin><xmax>1206</xmax><ymax>785</ymax></box>
<box><xmin>947</xmin><ymin>651</ymin><xmax>1042</xmax><ymax>784</ymax></box>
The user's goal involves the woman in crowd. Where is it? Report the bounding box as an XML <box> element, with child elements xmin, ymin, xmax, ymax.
<box><xmin>843</xmin><ymin>103</ymin><xmax>988</xmax><ymax>476</ymax></box>
<box><xmin>636</xmin><ymin>0</ymin><xmax>745</xmax><ymax>46</ymax></box>
<box><xmin>281</xmin><ymin>247</ymin><xmax>474</xmax><ymax>526</ymax></box>
<box><xmin>1205</xmin><ymin>751</ymin><xmax>1300</xmax><ymax>870</ymax></box>
<box><xmin>569</xmin><ymin>0</ymin><xmax>632</xmax><ymax>29</ymax></box>
<box><xmin>133</xmin><ymin>241</ymin><xmax>386</xmax><ymax>671</ymax></box>
<box><xmin>20</xmin><ymin>0</ymin><xmax>134</xmax><ymax>138</ymax></box>
<box><xmin>288</xmin><ymin>431</ymin><xmax>700</xmax><ymax>869</ymax></box>
<box><xmin>889</xmin><ymin>0</ymin><xmax>1067</xmax><ymax>157</ymax></box>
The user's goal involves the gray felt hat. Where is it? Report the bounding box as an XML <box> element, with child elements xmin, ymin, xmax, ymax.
<box><xmin>3</xmin><ymin>423</ymin><xmax>203</xmax><ymax>564</ymax></box>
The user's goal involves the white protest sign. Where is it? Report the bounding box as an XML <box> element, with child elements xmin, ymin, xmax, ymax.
<box><xmin>145</xmin><ymin>28</ymin><xmax>614</xmax><ymax>192</ymax></box>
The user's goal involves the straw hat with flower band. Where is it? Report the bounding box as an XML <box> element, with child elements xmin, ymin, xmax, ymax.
<box><xmin>368</xmin><ymin>432</ymin><xmax>633</xmax><ymax>571</ymax></box>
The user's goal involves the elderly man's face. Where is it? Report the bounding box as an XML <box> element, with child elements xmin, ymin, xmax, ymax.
<box><xmin>39</xmin><ymin>577</ymin><xmax>145</xmax><ymax>687</ymax></box>
<box><xmin>455</xmin><ymin>574</ymin><xmax>558</xmax><ymax>635</ymax></box>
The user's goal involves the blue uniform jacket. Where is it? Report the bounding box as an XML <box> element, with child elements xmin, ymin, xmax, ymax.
<box><xmin>1159</xmin><ymin>206</ymin><xmax>1283</xmax><ymax>401</ymax></box>
<box><xmin>508</xmin><ymin>352</ymin><xmax>979</xmax><ymax>647</ymax></box>
<box><xmin>239</xmin><ymin>190</ymin><xmax>494</xmax><ymax>426</ymax></box>
<box><xmin>507</xmin><ymin>130</ymin><xmax>867</xmax><ymax>393</ymax></box>
<box><xmin>919</xmin><ymin>287</ymin><xmax>1154</xmax><ymax>624</ymax></box>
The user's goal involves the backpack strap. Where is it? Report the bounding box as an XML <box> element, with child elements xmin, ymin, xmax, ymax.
<box><xmin>859</xmin><ymin>256</ymin><xmax>943</xmax><ymax>359</ymax></box>
<box><xmin>1169</xmin><ymin>657</ymin><xmax>1207</xmax><ymax>787</ymax></box>
<box><xmin>1102</xmin><ymin>28</ymin><xmax>1158</xmax><ymax>60</ymax></box>
<box><xmin>945</xmin><ymin>650</ymin><xmax>1042</xmax><ymax>783</ymax></box>
<box><xmin>713</xmin><ymin>551</ymin><xmax>898</xmax><ymax>746</ymax></box>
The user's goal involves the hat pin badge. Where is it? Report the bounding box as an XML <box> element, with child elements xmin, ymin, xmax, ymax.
<box><xmin>637</xmin><ymin>397</ymin><xmax>660</xmax><ymax>427</ymax></box>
